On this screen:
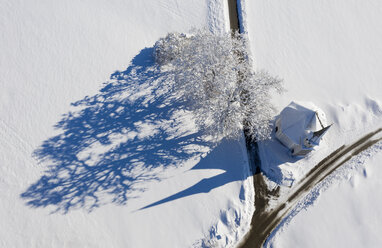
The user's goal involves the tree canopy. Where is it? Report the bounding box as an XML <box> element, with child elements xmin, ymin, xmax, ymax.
<box><xmin>154</xmin><ymin>29</ymin><xmax>283</xmax><ymax>141</ymax></box>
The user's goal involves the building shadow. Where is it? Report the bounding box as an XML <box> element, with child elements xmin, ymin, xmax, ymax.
<box><xmin>21</xmin><ymin>47</ymin><xmax>212</xmax><ymax>213</ymax></box>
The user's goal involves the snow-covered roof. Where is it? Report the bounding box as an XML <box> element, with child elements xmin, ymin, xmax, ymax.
<box><xmin>278</xmin><ymin>102</ymin><xmax>326</xmax><ymax>145</ymax></box>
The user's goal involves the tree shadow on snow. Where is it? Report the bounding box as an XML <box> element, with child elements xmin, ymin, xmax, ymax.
<box><xmin>21</xmin><ymin>47</ymin><xmax>213</xmax><ymax>213</ymax></box>
<box><xmin>140</xmin><ymin>137</ymin><xmax>248</xmax><ymax>210</ymax></box>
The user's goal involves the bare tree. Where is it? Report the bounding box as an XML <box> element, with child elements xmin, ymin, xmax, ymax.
<box><xmin>154</xmin><ymin>29</ymin><xmax>283</xmax><ymax>141</ymax></box>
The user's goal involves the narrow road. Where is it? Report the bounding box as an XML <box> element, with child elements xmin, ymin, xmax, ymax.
<box><xmin>227</xmin><ymin>0</ymin><xmax>240</xmax><ymax>32</ymax></box>
<box><xmin>239</xmin><ymin>128</ymin><xmax>382</xmax><ymax>248</ymax></box>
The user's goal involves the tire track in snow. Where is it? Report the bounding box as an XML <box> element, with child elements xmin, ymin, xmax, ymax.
<box><xmin>207</xmin><ymin>0</ymin><xmax>227</xmax><ymax>34</ymax></box>
<box><xmin>239</xmin><ymin>128</ymin><xmax>382</xmax><ymax>248</ymax></box>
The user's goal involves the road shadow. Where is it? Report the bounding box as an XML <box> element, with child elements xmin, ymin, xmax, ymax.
<box><xmin>140</xmin><ymin>138</ymin><xmax>248</xmax><ymax>210</ymax></box>
<box><xmin>21</xmin><ymin>47</ymin><xmax>212</xmax><ymax>213</ymax></box>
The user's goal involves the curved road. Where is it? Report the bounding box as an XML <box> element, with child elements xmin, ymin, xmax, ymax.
<box><xmin>239</xmin><ymin>127</ymin><xmax>382</xmax><ymax>248</ymax></box>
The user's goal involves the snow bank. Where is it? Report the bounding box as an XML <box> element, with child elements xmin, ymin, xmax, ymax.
<box><xmin>0</xmin><ymin>0</ymin><xmax>253</xmax><ymax>247</ymax></box>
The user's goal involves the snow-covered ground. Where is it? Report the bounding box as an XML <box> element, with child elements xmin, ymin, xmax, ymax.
<box><xmin>3</xmin><ymin>0</ymin><xmax>382</xmax><ymax>247</ymax></box>
<box><xmin>267</xmin><ymin>143</ymin><xmax>382</xmax><ymax>247</ymax></box>
<box><xmin>244</xmin><ymin>0</ymin><xmax>382</xmax><ymax>246</ymax></box>
<box><xmin>0</xmin><ymin>1</ymin><xmax>253</xmax><ymax>247</ymax></box>
<box><xmin>245</xmin><ymin>0</ymin><xmax>382</xmax><ymax>183</ymax></box>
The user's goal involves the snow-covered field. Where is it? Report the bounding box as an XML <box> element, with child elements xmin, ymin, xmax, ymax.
<box><xmin>0</xmin><ymin>1</ymin><xmax>253</xmax><ymax>247</ymax></box>
<box><xmin>3</xmin><ymin>0</ymin><xmax>382</xmax><ymax>247</ymax></box>
<box><xmin>244</xmin><ymin>0</ymin><xmax>382</xmax><ymax>246</ymax></box>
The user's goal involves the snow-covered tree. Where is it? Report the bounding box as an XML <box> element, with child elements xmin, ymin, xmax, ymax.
<box><xmin>154</xmin><ymin>29</ymin><xmax>283</xmax><ymax>141</ymax></box>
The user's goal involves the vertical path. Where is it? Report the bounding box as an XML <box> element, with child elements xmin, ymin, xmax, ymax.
<box><xmin>208</xmin><ymin>0</ymin><xmax>227</xmax><ymax>33</ymax></box>
<box><xmin>226</xmin><ymin>1</ymin><xmax>274</xmax><ymax>247</ymax></box>
<box><xmin>227</xmin><ymin>0</ymin><xmax>240</xmax><ymax>32</ymax></box>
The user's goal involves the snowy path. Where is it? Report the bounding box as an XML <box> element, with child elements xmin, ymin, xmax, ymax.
<box><xmin>227</xmin><ymin>0</ymin><xmax>240</xmax><ymax>31</ymax></box>
<box><xmin>239</xmin><ymin>127</ymin><xmax>382</xmax><ymax>247</ymax></box>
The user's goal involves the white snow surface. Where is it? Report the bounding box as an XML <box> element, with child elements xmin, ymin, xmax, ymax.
<box><xmin>0</xmin><ymin>1</ymin><xmax>253</xmax><ymax>247</ymax></box>
<box><xmin>245</xmin><ymin>0</ymin><xmax>382</xmax><ymax>184</ymax></box>
<box><xmin>244</xmin><ymin>0</ymin><xmax>382</xmax><ymax>246</ymax></box>
<box><xmin>267</xmin><ymin>142</ymin><xmax>382</xmax><ymax>248</ymax></box>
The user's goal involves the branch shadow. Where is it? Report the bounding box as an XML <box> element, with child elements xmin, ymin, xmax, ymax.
<box><xmin>21</xmin><ymin>47</ymin><xmax>212</xmax><ymax>213</ymax></box>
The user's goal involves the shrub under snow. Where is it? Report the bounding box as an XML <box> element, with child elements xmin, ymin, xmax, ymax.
<box><xmin>154</xmin><ymin>29</ymin><xmax>283</xmax><ymax>141</ymax></box>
